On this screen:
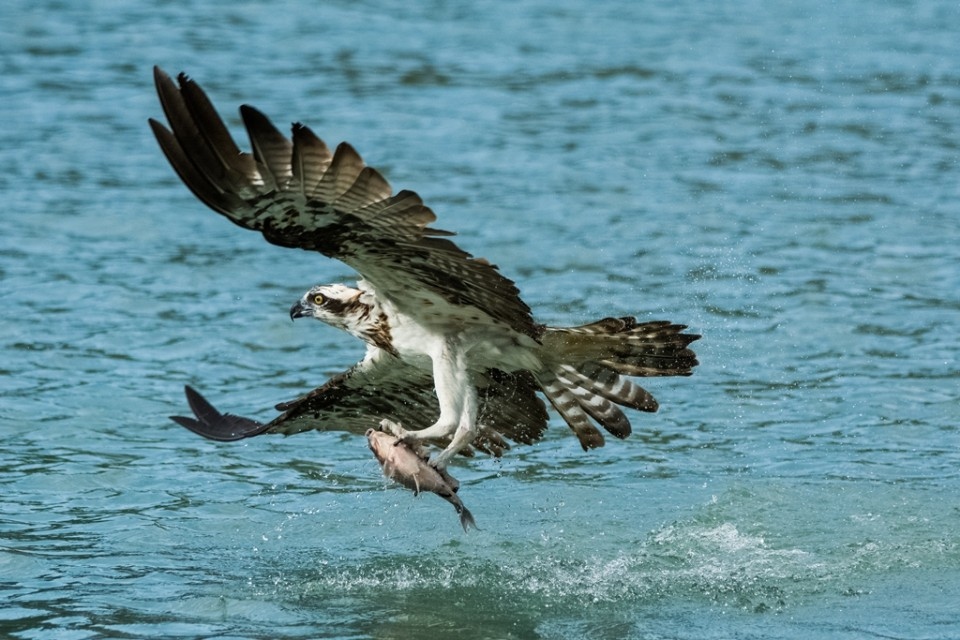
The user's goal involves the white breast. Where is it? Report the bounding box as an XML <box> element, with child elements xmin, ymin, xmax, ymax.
<box><xmin>384</xmin><ymin>300</ymin><xmax>542</xmax><ymax>374</ymax></box>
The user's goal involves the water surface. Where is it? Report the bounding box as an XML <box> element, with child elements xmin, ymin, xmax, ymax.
<box><xmin>1</xmin><ymin>0</ymin><xmax>958</xmax><ymax>637</ymax></box>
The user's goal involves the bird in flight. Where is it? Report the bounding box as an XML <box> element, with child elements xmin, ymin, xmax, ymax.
<box><xmin>151</xmin><ymin>67</ymin><xmax>700</xmax><ymax>470</ymax></box>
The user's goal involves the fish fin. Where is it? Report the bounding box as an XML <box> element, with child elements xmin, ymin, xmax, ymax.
<box><xmin>381</xmin><ymin>460</ymin><xmax>394</xmax><ymax>479</ymax></box>
<box><xmin>394</xmin><ymin>436</ymin><xmax>430</xmax><ymax>461</ymax></box>
<box><xmin>412</xmin><ymin>473</ymin><xmax>421</xmax><ymax>496</ymax></box>
<box><xmin>437</xmin><ymin>467</ymin><xmax>460</xmax><ymax>493</ymax></box>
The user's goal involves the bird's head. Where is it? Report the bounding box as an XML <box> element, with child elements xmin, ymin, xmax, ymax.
<box><xmin>290</xmin><ymin>284</ymin><xmax>367</xmax><ymax>328</ymax></box>
<box><xmin>289</xmin><ymin>283</ymin><xmax>392</xmax><ymax>349</ymax></box>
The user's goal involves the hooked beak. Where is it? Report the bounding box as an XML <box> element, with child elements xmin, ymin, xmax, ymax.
<box><xmin>289</xmin><ymin>300</ymin><xmax>308</xmax><ymax>321</ymax></box>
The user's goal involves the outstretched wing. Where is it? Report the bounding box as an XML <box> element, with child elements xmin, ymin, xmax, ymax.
<box><xmin>149</xmin><ymin>67</ymin><xmax>539</xmax><ymax>340</ymax></box>
<box><xmin>170</xmin><ymin>357</ymin><xmax>548</xmax><ymax>456</ymax></box>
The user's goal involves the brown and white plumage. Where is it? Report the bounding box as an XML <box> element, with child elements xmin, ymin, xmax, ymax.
<box><xmin>171</xmin><ymin>356</ymin><xmax>546</xmax><ymax>458</ymax></box>
<box><xmin>153</xmin><ymin>67</ymin><xmax>700</xmax><ymax>468</ymax></box>
<box><xmin>150</xmin><ymin>67</ymin><xmax>536</xmax><ymax>341</ymax></box>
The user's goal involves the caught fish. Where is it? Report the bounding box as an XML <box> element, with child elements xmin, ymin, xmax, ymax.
<box><xmin>366</xmin><ymin>428</ymin><xmax>478</xmax><ymax>532</ymax></box>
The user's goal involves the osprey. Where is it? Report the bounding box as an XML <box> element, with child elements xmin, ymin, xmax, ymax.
<box><xmin>151</xmin><ymin>67</ymin><xmax>700</xmax><ymax>469</ymax></box>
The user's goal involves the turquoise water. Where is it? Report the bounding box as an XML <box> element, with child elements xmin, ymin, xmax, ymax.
<box><xmin>2</xmin><ymin>0</ymin><xmax>959</xmax><ymax>637</ymax></box>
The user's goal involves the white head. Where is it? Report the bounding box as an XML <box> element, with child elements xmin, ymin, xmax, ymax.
<box><xmin>289</xmin><ymin>284</ymin><xmax>392</xmax><ymax>351</ymax></box>
<box><xmin>289</xmin><ymin>284</ymin><xmax>367</xmax><ymax>328</ymax></box>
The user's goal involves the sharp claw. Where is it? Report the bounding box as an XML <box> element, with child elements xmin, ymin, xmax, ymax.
<box><xmin>379</xmin><ymin>418</ymin><xmax>407</xmax><ymax>438</ymax></box>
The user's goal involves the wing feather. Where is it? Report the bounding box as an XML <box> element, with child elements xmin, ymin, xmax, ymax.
<box><xmin>149</xmin><ymin>119</ymin><xmax>245</xmax><ymax>216</ymax></box>
<box><xmin>291</xmin><ymin>123</ymin><xmax>333</xmax><ymax>198</ymax></box>
<box><xmin>167</xmin><ymin>72</ymin><xmax>259</xmax><ymax>194</ymax></box>
<box><xmin>169</xmin><ymin>356</ymin><xmax>547</xmax><ymax>455</ymax></box>
<box><xmin>150</xmin><ymin>66</ymin><xmax>538</xmax><ymax>339</ymax></box>
<box><xmin>315</xmin><ymin>142</ymin><xmax>367</xmax><ymax>203</ymax></box>
<box><xmin>169</xmin><ymin>385</ymin><xmax>268</xmax><ymax>441</ymax></box>
<box><xmin>334</xmin><ymin>166</ymin><xmax>393</xmax><ymax>212</ymax></box>
<box><xmin>240</xmin><ymin>105</ymin><xmax>293</xmax><ymax>190</ymax></box>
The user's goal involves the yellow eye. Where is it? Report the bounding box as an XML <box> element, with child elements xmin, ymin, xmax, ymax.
<box><xmin>313</xmin><ymin>294</ymin><xmax>324</xmax><ymax>305</ymax></box>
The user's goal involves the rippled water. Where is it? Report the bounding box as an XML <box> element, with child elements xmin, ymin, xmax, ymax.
<box><xmin>2</xmin><ymin>0</ymin><xmax>959</xmax><ymax>637</ymax></box>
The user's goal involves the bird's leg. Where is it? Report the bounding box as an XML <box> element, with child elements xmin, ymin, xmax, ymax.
<box><xmin>386</xmin><ymin>337</ymin><xmax>469</xmax><ymax>458</ymax></box>
<box><xmin>429</xmin><ymin>383</ymin><xmax>480</xmax><ymax>470</ymax></box>
<box><xmin>431</xmin><ymin>426</ymin><xmax>479</xmax><ymax>468</ymax></box>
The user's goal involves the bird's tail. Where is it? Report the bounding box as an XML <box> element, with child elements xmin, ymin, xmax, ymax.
<box><xmin>534</xmin><ymin>317</ymin><xmax>699</xmax><ymax>449</ymax></box>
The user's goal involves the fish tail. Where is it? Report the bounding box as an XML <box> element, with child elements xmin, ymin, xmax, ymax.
<box><xmin>458</xmin><ymin>504</ymin><xmax>478</xmax><ymax>532</ymax></box>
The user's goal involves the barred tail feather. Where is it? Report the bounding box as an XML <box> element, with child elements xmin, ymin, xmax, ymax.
<box><xmin>570</xmin><ymin>362</ymin><xmax>659</xmax><ymax>413</ymax></box>
<box><xmin>555</xmin><ymin>365</ymin><xmax>632</xmax><ymax>438</ymax></box>
<box><xmin>537</xmin><ymin>316</ymin><xmax>700</xmax><ymax>449</ymax></box>
<box><xmin>543</xmin><ymin>317</ymin><xmax>699</xmax><ymax>374</ymax></box>
<box><xmin>537</xmin><ymin>371</ymin><xmax>606</xmax><ymax>450</ymax></box>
